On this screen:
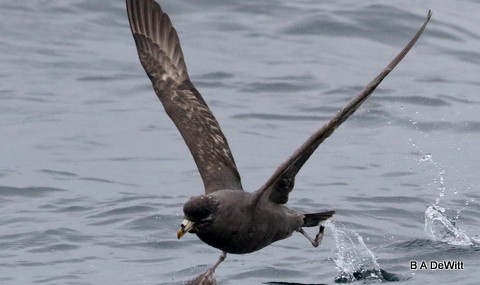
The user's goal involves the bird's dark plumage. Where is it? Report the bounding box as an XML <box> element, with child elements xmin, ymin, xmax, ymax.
<box><xmin>127</xmin><ymin>0</ymin><xmax>242</xmax><ymax>193</ymax></box>
<box><xmin>254</xmin><ymin>11</ymin><xmax>432</xmax><ymax>206</ymax></box>
<box><xmin>126</xmin><ymin>0</ymin><xmax>431</xmax><ymax>282</ymax></box>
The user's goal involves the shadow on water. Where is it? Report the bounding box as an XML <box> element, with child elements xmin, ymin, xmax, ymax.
<box><xmin>263</xmin><ymin>282</ymin><xmax>326</xmax><ymax>285</ymax></box>
<box><xmin>334</xmin><ymin>269</ymin><xmax>405</xmax><ymax>283</ymax></box>
<box><xmin>263</xmin><ymin>268</ymin><xmax>404</xmax><ymax>285</ymax></box>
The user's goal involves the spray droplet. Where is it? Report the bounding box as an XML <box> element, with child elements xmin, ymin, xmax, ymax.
<box><xmin>419</xmin><ymin>153</ymin><xmax>432</xmax><ymax>162</ymax></box>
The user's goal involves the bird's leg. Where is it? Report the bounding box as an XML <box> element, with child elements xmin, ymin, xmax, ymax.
<box><xmin>210</xmin><ymin>251</ymin><xmax>227</xmax><ymax>272</ymax></box>
<box><xmin>297</xmin><ymin>225</ymin><xmax>325</xmax><ymax>247</ymax></box>
<box><xmin>204</xmin><ymin>251</ymin><xmax>227</xmax><ymax>276</ymax></box>
<box><xmin>186</xmin><ymin>252</ymin><xmax>227</xmax><ymax>285</ymax></box>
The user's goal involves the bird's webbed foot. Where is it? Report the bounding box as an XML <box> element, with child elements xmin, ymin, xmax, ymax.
<box><xmin>297</xmin><ymin>225</ymin><xmax>325</xmax><ymax>247</ymax></box>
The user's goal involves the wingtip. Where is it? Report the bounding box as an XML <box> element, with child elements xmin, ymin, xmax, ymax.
<box><xmin>426</xmin><ymin>9</ymin><xmax>433</xmax><ymax>22</ymax></box>
<box><xmin>127</xmin><ymin>0</ymin><xmax>190</xmax><ymax>83</ymax></box>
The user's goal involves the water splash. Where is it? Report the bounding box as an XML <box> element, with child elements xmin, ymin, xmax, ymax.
<box><xmin>415</xmin><ymin>151</ymin><xmax>447</xmax><ymax>205</ymax></box>
<box><xmin>424</xmin><ymin>206</ymin><xmax>479</xmax><ymax>246</ymax></box>
<box><xmin>326</xmin><ymin>221</ymin><xmax>403</xmax><ymax>283</ymax></box>
<box><xmin>409</xmin><ymin>141</ymin><xmax>479</xmax><ymax>247</ymax></box>
<box><xmin>411</xmin><ymin>145</ymin><xmax>472</xmax><ymax>218</ymax></box>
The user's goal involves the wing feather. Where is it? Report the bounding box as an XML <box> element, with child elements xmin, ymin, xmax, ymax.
<box><xmin>127</xmin><ymin>0</ymin><xmax>243</xmax><ymax>193</ymax></box>
<box><xmin>254</xmin><ymin>10</ymin><xmax>432</xmax><ymax>205</ymax></box>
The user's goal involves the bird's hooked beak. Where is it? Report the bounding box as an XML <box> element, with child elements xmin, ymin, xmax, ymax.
<box><xmin>177</xmin><ymin>219</ymin><xmax>195</xmax><ymax>239</ymax></box>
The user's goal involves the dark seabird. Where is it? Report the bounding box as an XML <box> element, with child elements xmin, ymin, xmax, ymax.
<box><xmin>126</xmin><ymin>0</ymin><xmax>431</xmax><ymax>283</ymax></box>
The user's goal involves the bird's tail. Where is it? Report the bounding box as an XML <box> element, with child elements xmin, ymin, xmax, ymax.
<box><xmin>303</xmin><ymin>210</ymin><xmax>335</xmax><ymax>227</ymax></box>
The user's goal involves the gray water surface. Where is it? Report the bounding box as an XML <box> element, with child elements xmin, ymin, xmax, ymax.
<box><xmin>1</xmin><ymin>0</ymin><xmax>479</xmax><ymax>284</ymax></box>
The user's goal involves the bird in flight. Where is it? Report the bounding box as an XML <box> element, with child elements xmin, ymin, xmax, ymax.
<box><xmin>126</xmin><ymin>0</ymin><xmax>431</xmax><ymax>282</ymax></box>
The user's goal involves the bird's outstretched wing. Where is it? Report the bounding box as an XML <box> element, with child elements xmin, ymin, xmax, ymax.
<box><xmin>254</xmin><ymin>11</ymin><xmax>432</xmax><ymax>205</ymax></box>
<box><xmin>127</xmin><ymin>0</ymin><xmax>243</xmax><ymax>193</ymax></box>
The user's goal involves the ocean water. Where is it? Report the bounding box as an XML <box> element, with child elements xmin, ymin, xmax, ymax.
<box><xmin>1</xmin><ymin>0</ymin><xmax>479</xmax><ymax>284</ymax></box>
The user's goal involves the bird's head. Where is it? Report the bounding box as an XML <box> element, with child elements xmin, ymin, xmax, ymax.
<box><xmin>177</xmin><ymin>195</ymin><xmax>220</xmax><ymax>239</ymax></box>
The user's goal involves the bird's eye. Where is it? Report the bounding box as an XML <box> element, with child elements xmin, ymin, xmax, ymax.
<box><xmin>199</xmin><ymin>214</ymin><xmax>213</xmax><ymax>222</ymax></box>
